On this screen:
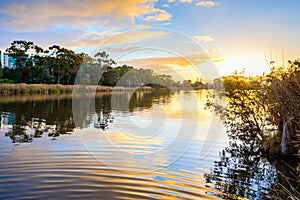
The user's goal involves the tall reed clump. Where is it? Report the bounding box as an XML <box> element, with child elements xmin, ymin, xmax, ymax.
<box><xmin>263</xmin><ymin>60</ymin><xmax>300</xmax><ymax>157</ymax></box>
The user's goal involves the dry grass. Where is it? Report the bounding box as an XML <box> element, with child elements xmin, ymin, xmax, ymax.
<box><xmin>0</xmin><ymin>84</ymin><xmax>152</xmax><ymax>95</ymax></box>
<box><xmin>264</xmin><ymin>65</ymin><xmax>300</xmax><ymax>157</ymax></box>
<box><xmin>0</xmin><ymin>84</ymin><xmax>72</xmax><ymax>95</ymax></box>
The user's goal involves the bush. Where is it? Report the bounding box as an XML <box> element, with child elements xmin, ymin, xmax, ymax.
<box><xmin>0</xmin><ymin>79</ymin><xmax>16</xmax><ymax>84</ymax></box>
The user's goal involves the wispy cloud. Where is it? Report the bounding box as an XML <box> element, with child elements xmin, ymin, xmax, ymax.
<box><xmin>144</xmin><ymin>9</ymin><xmax>172</xmax><ymax>21</ymax></box>
<box><xmin>196</xmin><ymin>1</ymin><xmax>219</xmax><ymax>7</ymax></box>
<box><xmin>70</xmin><ymin>30</ymin><xmax>168</xmax><ymax>48</ymax></box>
<box><xmin>194</xmin><ymin>35</ymin><xmax>215</xmax><ymax>42</ymax></box>
<box><xmin>0</xmin><ymin>29</ymin><xmax>168</xmax><ymax>50</ymax></box>
<box><xmin>105</xmin><ymin>46</ymin><xmax>141</xmax><ymax>53</ymax></box>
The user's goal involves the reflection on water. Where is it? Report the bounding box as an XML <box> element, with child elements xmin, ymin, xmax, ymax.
<box><xmin>204</xmin><ymin>139</ymin><xmax>300</xmax><ymax>199</ymax></box>
<box><xmin>0</xmin><ymin>90</ymin><xmax>171</xmax><ymax>143</ymax></box>
<box><xmin>0</xmin><ymin>95</ymin><xmax>75</xmax><ymax>143</ymax></box>
<box><xmin>0</xmin><ymin>90</ymin><xmax>297</xmax><ymax>199</ymax></box>
<box><xmin>204</xmin><ymin>140</ymin><xmax>279</xmax><ymax>199</ymax></box>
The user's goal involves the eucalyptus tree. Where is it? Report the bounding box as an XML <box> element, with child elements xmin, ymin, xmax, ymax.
<box><xmin>48</xmin><ymin>45</ymin><xmax>84</xmax><ymax>84</ymax></box>
<box><xmin>6</xmin><ymin>40</ymin><xmax>44</xmax><ymax>83</ymax></box>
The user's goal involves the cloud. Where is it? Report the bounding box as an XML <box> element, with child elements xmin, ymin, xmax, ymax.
<box><xmin>117</xmin><ymin>54</ymin><xmax>224</xmax><ymax>81</ymax></box>
<box><xmin>105</xmin><ymin>46</ymin><xmax>141</xmax><ymax>53</ymax></box>
<box><xmin>163</xmin><ymin>4</ymin><xmax>170</xmax><ymax>8</ymax></box>
<box><xmin>0</xmin><ymin>28</ymin><xmax>85</xmax><ymax>50</ymax></box>
<box><xmin>69</xmin><ymin>30</ymin><xmax>168</xmax><ymax>48</ymax></box>
<box><xmin>0</xmin><ymin>29</ymin><xmax>168</xmax><ymax>50</ymax></box>
<box><xmin>144</xmin><ymin>9</ymin><xmax>172</xmax><ymax>21</ymax></box>
<box><xmin>118</xmin><ymin>55</ymin><xmax>210</xmax><ymax>68</ymax></box>
<box><xmin>0</xmin><ymin>0</ymin><xmax>171</xmax><ymax>31</ymax></box>
<box><xmin>179</xmin><ymin>0</ymin><xmax>193</xmax><ymax>3</ymax></box>
<box><xmin>211</xmin><ymin>56</ymin><xmax>226</xmax><ymax>63</ymax></box>
<box><xmin>196</xmin><ymin>1</ymin><xmax>219</xmax><ymax>7</ymax></box>
<box><xmin>194</xmin><ymin>35</ymin><xmax>215</xmax><ymax>42</ymax></box>
<box><xmin>208</xmin><ymin>48</ymin><xmax>223</xmax><ymax>53</ymax></box>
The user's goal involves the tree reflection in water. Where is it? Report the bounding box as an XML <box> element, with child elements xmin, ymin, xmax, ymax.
<box><xmin>0</xmin><ymin>89</ymin><xmax>171</xmax><ymax>143</ymax></box>
<box><xmin>204</xmin><ymin>137</ymin><xmax>299</xmax><ymax>199</ymax></box>
<box><xmin>2</xmin><ymin>112</ymin><xmax>75</xmax><ymax>143</ymax></box>
<box><xmin>204</xmin><ymin>139</ymin><xmax>279</xmax><ymax>199</ymax></box>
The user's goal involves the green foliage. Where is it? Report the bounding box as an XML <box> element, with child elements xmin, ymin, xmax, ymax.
<box><xmin>2</xmin><ymin>40</ymin><xmax>206</xmax><ymax>88</ymax></box>
<box><xmin>0</xmin><ymin>78</ymin><xmax>16</xmax><ymax>84</ymax></box>
<box><xmin>47</xmin><ymin>45</ymin><xmax>84</xmax><ymax>84</ymax></box>
<box><xmin>208</xmin><ymin>73</ymin><xmax>268</xmax><ymax>142</ymax></box>
<box><xmin>3</xmin><ymin>41</ymin><xmax>84</xmax><ymax>85</ymax></box>
<box><xmin>79</xmin><ymin>52</ymin><xmax>177</xmax><ymax>87</ymax></box>
<box><xmin>3</xmin><ymin>40</ymin><xmax>181</xmax><ymax>87</ymax></box>
<box><xmin>207</xmin><ymin>61</ymin><xmax>300</xmax><ymax>157</ymax></box>
<box><xmin>28</xmin><ymin>65</ymin><xmax>51</xmax><ymax>83</ymax></box>
<box><xmin>5</xmin><ymin>40</ymin><xmax>44</xmax><ymax>83</ymax></box>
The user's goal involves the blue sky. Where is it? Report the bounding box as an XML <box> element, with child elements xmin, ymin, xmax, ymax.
<box><xmin>0</xmin><ymin>0</ymin><xmax>299</xmax><ymax>80</ymax></box>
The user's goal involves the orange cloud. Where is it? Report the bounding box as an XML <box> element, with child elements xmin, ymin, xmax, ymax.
<box><xmin>0</xmin><ymin>0</ymin><xmax>171</xmax><ymax>31</ymax></box>
<box><xmin>118</xmin><ymin>55</ymin><xmax>210</xmax><ymax>68</ymax></box>
<box><xmin>116</xmin><ymin>54</ymin><xmax>224</xmax><ymax>81</ymax></box>
<box><xmin>179</xmin><ymin>0</ymin><xmax>193</xmax><ymax>3</ymax></box>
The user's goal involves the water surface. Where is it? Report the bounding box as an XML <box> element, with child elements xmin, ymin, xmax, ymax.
<box><xmin>0</xmin><ymin>90</ymin><xmax>296</xmax><ymax>199</ymax></box>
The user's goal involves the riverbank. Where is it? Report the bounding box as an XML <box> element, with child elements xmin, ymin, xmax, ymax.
<box><xmin>0</xmin><ymin>84</ymin><xmax>152</xmax><ymax>95</ymax></box>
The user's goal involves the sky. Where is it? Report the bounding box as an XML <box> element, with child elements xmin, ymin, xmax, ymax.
<box><xmin>0</xmin><ymin>0</ymin><xmax>300</xmax><ymax>81</ymax></box>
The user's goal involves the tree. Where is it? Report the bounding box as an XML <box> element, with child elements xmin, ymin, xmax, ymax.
<box><xmin>6</xmin><ymin>40</ymin><xmax>44</xmax><ymax>83</ymax></box>
<box><xmin>48</xmin><ymin>45</ymin><xmax>84</xmax><ymax>84</ymax></box>
<box><xmin>28</xmin><ymin>65</ymin><xmax>51</xmax><ymax>83</ymax></box>
<box><xmin>79</xmin><ymin>50</ymin><xmax>116</xmax><ymax>86</ymax></box>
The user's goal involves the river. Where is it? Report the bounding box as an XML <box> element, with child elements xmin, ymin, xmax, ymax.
<box><xmin>0</xmin><ymin>90</ymin><xmax>297</xmax><ymax>199</ymax></box>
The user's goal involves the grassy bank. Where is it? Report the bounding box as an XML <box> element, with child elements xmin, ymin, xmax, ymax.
<box><xmin>0</xmin><ymin>84</ymin><xmax>152</xmax><ymax>95</ymax></box>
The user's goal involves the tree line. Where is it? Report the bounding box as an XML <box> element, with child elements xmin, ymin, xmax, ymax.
<box><xmin>1</xmin><ymin>40</ymin><xmax>84</xmax><ymax>84</ymax></box>
<box><xmin>0</xmin><ymin>40</ymin><xmax>187</xmax><ymax>87</ymax></box>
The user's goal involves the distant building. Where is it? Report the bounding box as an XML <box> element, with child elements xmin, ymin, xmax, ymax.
<box><xmin>0</xmin><ymin>50</ymin><xmax>2</xmax><ymax>67</ymax></box>
<box><xmin>2</xmin><ymin>53</ymin><xmax>29</xmax><ymax>68</ymax></box>
<box><xmin>3</xmin><ymin>53</ymin><xmax>17</xmax><ymax>68</ymax></box>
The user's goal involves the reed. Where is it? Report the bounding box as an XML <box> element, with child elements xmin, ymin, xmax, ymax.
<box><xmin>0</xmin><ymin>84</ymin><xmax>152</xmax><ymax>95</ymax></box>
<box><xmin>264</xmin><ymin>63</ymin><xmax>300</xmax><ymax>157</ymax></box>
